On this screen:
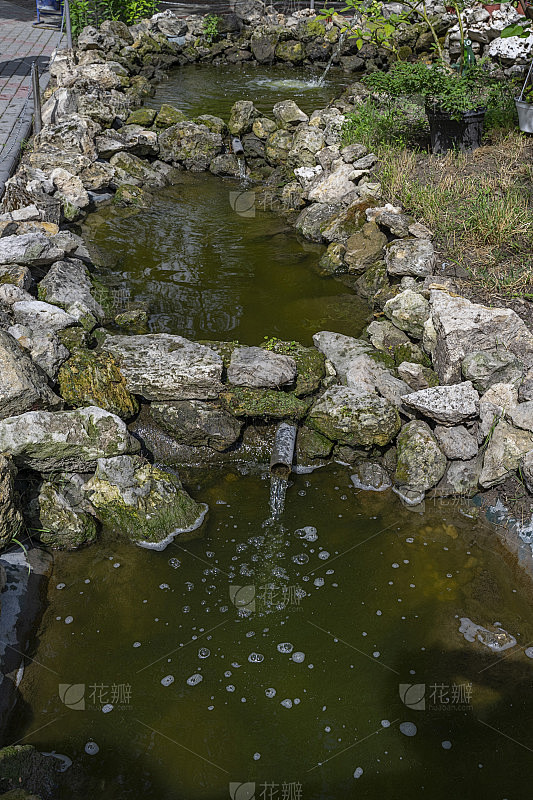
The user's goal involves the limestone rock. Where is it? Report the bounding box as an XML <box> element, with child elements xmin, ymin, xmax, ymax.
<box><xmin>296</xmin><ymin>425</ymin><xmax>333</xmax><ymax>462</ymax></box>
<box><xmin>294</xmin><ymin>203</ymin><xmax>339</xmax><ymax>242</ymax></box>
<box><xmin>384</xmin><ymin>289</ymin><xmax>429</xmax><ymax>338</ymax></box>
<box><xmin>520</xmin><ymin>450</ymin><xmax>533</xmax><ymax>494</ymax></box>
<box><xmin>0</xmin><ymin>406</ymin><xmax>138</xmax><ymax>471</ymax></box>
<box><xmin>307</xmin><ymin>162</ymin><xmax>359</xmax><ymax>205</ymax></box>
<box><xmin>8</xmin><ymin>323</ymin><xmax>69</xmax><ymax>381</ymax></box>
<box><xmin>101</xmin><ymin>334</ymin><xmax>223</xmax><ymax>401</ymax></box>
<box><xmin>150</xmin><ymin>401</ymin><xmax>243</xmax><ymax>451</ymax></box>
<box><xmin>312</xmin><ymin>331</ymin><xmax>373</xmax><ymax>382</ymax></box>
<box><xmin>430</xmin><ymin>290</ymin><xmax>533</xmax><ymax>384</ymax></box>
<box><xmin>461</xmin><ymin>348</ymin><xmax>524</xmax><ymax>392</ymax></box>
<box><xmin>480</xmin><ymin>420</ymin><xmax>533</xmax><ymax>488</ymax></box>
<box><xmin>519</xmin><ymin>367</ymin><xmax>533</xmax><ymax>402</ymax></box>
<box><xmin>38</xmin><ymin>259</ymin><xmax>105</xmax><ymax>323</ymax></box>
<box><xmin>344</xmin><ymin>222</ymin><xmax>387</xmax><ymax>273</ymax></box>
<box><xmin>434</xmin><ymin>425</ymin><xmax>478</xmax><ymax>460</ymax></box>
<box><xmin>402</xmin><ymin>381</ymin><xmax>479</xmax><ymax>425</ymax></box>
<box><xmin>220</xmin><ymin>387</ymin><xmax>311</xmax><ymax>420</ymax></box>
<box><xmin>110</xmin><ymin>151</ymin><xmax>166</xmax><ymax>188</ymax></box>
<box><xmin>0</xmin><ymin>455</ymin><xmax>23</xmax><ymax>549</ymax></box>
<box><xmin>228</xmin><ymin>346</ymin><xmax>297</xmax><ymax>389</ymax></box>
<box><xmin>385</xmin><ymin>238</ymin><xmax>435</xmax><ymax>277</ymax></box>
<box><xmin>397</xmin><ymin>361</ymin><xmax>440</xmax><ymax>391</ymax></box>
<box><xmin>30</xmin><ymin>114</ymin><xmax>97</xmax><ymax>173</ymax></box>
<box><xmin>273</xmin><ymin>100</ymin><xmax>309</xmax><ymax>128</ymax></box>
<box><xmin>265</xmin><ymin>129</ymin><xmax>293</xmax><ymax>165</ymax></box>
<box><xmin>0</xmin><ymin>233</ymin><xmax>64</xmax><ymax>267</ymax></box>
<box><xmin>259</xmin><ymin>339</ymin><xmax>325</xmax><ymax>397</ymax></box>
<box><xmin>83</xmin><ymin>455</ymin><xmax>207</xmax><ymax>546</ymax></box>
<box><xmin>479</xmin><ymin>383</ymin><xmax>518</xmax><ymax>440</ymax></box>
<box><xmin>508</xmin><ymin>401</ymin><xmax>533</xmax><ymax>433</ymax></box>
<box><xmin>228</xmin><ymin>100</ymin><xmax>259</xmax><ymax>136</ymax></box>
<box><xmin>33</xmin><ymin>480</ymin><xmax>97</xmax><ymax>550</ymax></box>
<box><xmin>58</xmin><ymin>348</ymin><xmax>139</xmax><ymax>420</ymax></box>
<box><xmin>50</xmin><ymin>168</ymin><xmax>90</xmax><ymax>209</ymax></box>
<box><xmin>395</xmin><ymin>420</ymin><xmax>447</xmax><ymax>492</ymax></box>
<box><xmin>434</xmin><ymin>453</ymin><xmax>483</xmax><ymax>497</ymax></box>
<box><xmin>158</xmin><ymin>121</ymin><xmax>223</xmax><ymax>171</ymax></box>
<box><xmin>0</xmin><ymin>331</ymin><xmax>61</xmax><ymax>419</ymax></box>
<box><xmin>307</xmin><ymin>385</ymin><xmax>400</xmax><ymax>447</ymax></box>
<box><xmin>345</xmin><ymin>354</ymin><xmax>412</xmax><ymax>411</ymax></box>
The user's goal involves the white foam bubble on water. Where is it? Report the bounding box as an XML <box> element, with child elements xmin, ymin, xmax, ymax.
<box><xmin>187</xmin><ymin>674</ymin><xmax>203</xmax><ymax>686</ymax></box>
<box><xmin>248</xmin><ymin>652</ymin><xmax>264</xmax><ymax>663</ymax></box>
<box><xmin>159</xmin><ymin>583</ymin><xmax>170</xmax><ymax>590</ymax></box>
<box><xmin>133</xmin><ymin>641</ymin><xmax>141</xmax><ymax>648</ymax></box>
<box><xmin>442</xmin><ymin>740</ymin><xmax>452</xmax><ymax>749</ymax></box>
<box><xmin>318</xmin><ymin>551</ymin><xmax>330</xmax><ymax>560</ymax></box>
<box><xmin>277</xmin><ymin>642</ymin><xmax>294</xmax><ymax>654</ymax></box>
<box><xmin>293</xmin><ymin>553</ymin><xmax>309</xmax><ymax>564</ymax></box>
<box><xmin>314</xmin><ymin>578</ymin><xmax>324</xmax><ymax>587</ymax></box>
<box><xmin>281</xmin><ymin>698</ymin><xmax>293</xmax><ymax>708</ymax></box>
<box><xmin>399</xmin><ymin>722</ymin><xmax>417</xmax><ymax>737</ymax></box>
<box><xmin>525</xmin><ymin>647</ymin><xmax>533</xmax><ymax>658</ymax></box>
<box><xmin>64</xmin><ymin>616</ymin><xmax>73</xmax><ymax>625</ymax></box>
<box><xmin>198</xmin><ymin>648</ymin><xmax>210</xmax><ymax>659</ymax></box>
<box><xmin>294</xmin><ymin>698</ymin><xmax>301</xmax><ymax>705</ymax></box>
<box><xmin>226</xmin><ymin>685</ymin><xmax>236</xmax><ymax>692</ymax></box>
<box><xmin>84</xmin><ymin>741</ymin><xmax>99</xmax><ymax>755</ymax></box>
<box><xmin>292</xmin><ymin>652</ymin><xmax>305</xmax><ymax>663</ymax></box>
<box><xmin>353</xmin><ymin>767</ymin><xmax>363</xmax><ymax>779</ymax></box>
<box><xmin>253</xmin><ymin>752</ymin><xmax>261</xmax><ymax>760</ymax></box>
<box><xmin>102</xmin><ymin>704</ymin><xmax>113</xmax><ymax>714</ymax></box>
<box><xmin>295</xmin><ymin>526</ymin><xmax>318</xmax><ymax>542</ymax></box>
<box><xmin>265</xmin><ymin>688</ymin><xmax>276</xmax><ymax>698</ymax></box>
<box><xmin>381</xmin><ymin>720</ymin><xmax>391</xmax><ymax>728</ymax></box>
<box><xmin>161</xmin><ymin>675</ymin><xmax>174</xmax><ymax>687</ymax></box>
<box><xmin>113</xmin><ymin>563</ymin><xmax>120</xmax><ymax>569</ymax></box>
<box><xmin>392</xmin><ymin>563</ymin><xmax>399</xmax><ymax>569</ymax></box>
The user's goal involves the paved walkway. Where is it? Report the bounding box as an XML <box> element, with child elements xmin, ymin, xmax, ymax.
<box><xmin>0</xmin><ymin>0</ymin><xmax>63</xmax><ymax>194</ymax></box>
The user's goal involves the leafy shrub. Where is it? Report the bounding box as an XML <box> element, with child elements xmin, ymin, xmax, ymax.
<box><xmin>69</xmin><ymin>0</ymin><xmax>157</xmax><ymax>37</ymax></box>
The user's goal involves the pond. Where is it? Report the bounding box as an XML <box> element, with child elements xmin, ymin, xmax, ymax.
<box><xmin>146</xmin><ymin>63</ymin><xmax>352</xmax><ymax>120</ymax></box>
<box><xmin>87</xmin><ymin>173</ymin><xmax>370</xmax><ymax>346</ymax></box>
<box><xmin>11</xmin><ymin>466</ymin><xmax>533</xmax><ymax>799</ymax></box>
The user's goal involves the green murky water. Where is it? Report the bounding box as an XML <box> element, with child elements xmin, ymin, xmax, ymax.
<box><xmin>88</xmin><ymin>173</ymin><xmax>370</xmax><ymax>346</ymax></box>
<box><xmin>12</xmin><ymin>466</ymin><xmax>533</xmax><ymax>799</ymax></box>
<box><xmin>146</xmin><ymin>63</ymin><xmax>351</xmax><ymax>120</ymax></box>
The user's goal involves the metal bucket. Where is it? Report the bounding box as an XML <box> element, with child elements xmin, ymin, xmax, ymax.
<box><xmin>515</xmin><ymin>98</ymin><xmax>533</xmax><ymax>134</ymax></box>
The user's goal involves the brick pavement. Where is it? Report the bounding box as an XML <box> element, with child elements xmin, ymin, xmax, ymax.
<box><xmin>0</xmin><ymin>0</ymin><xmax>64</xmax><ymax>194</ymax></box>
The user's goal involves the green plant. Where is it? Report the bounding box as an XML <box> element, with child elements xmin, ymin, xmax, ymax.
<box><xmin>69</xmin><ymin>0</ymin><xmax>156</xmax><ymax>37</ymax></box>
<box><xmin>363</xmin><ymin>60</ymin><xmax>493</xmax><ymax>119</ymax></box>
<box><xmin>342</xmin><ymin>97</ymin><xmax>427</xmax><ymax>148</ymax></box>
<box><xmin>202</xmin><ymin>13</ymin><xmax>220</xmax><ymax>43</ymax></box>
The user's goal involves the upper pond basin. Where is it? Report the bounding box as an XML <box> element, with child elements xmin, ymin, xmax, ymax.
<box><xmin>7</xmin><ymin>64</ymin><xmax>533</xmax><ymax>799</ymax></box>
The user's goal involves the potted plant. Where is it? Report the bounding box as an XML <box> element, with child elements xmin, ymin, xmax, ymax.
<box><xmin>362</xmin><ymin>60</ymin><xmax>493</xmax><ymax>152</ymax></box>
<box><xmin>515</xmin><ymin>61</ymin><xmax>533</xmax><ymax>133</ymax></box>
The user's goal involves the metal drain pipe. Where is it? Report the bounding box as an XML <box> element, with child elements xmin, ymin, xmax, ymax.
<box><xmin>270</xmin><ymin>422</ymin><xmax>298</xmax><ymax>479</ymax></box>
<box><xmin>231</xmin><ymin>137</ymin><xmax>245</xmax><ymax>156</ymax></box>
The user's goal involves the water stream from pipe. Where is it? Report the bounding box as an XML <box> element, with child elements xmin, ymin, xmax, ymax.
<box><xmin>318</xmin><ymin>30</ymin><xmax>347</xmax><ymax>86</ymax></box>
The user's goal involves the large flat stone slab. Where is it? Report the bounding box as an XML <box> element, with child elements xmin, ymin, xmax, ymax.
<box><xmin>102</xmin><ymin>334</ymin><xmax>224</xmax><ymax>401</ymax></box>
<box><xmin>227</xmin><ymin>346</ymin><xmax>297</xmax><ymax>388</ymax></box>
<box><xmin>402</xmin><ymin>382</ymin><xmax>479</xmax><ymax>426</ymax></box>
<box><xmin>0</xmin><ymin>406</ymin><xmax>138</xmax><ymax>472</ymax></box>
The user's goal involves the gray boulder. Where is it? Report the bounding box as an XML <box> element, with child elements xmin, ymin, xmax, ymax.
<box><xmin>312</xmin><ymin>331</ymin><xmax>373</xmax><ymax>382</ymax></box>
<box><xmin>434</xmin><ymin>453</ymin><xmax>483</xmax><ymax>497</ymax></box>
<box><xmin>0</xmin><ymin>330</ymin><xmax>61</xmax><ymax>419</ymax></box>
<box><xmin>344</xmin><ymin>222</ymin><xmax>387</xmax><ymax>273</ymax></box>
<box><xmin>32</xmin><ymin>479</ymin><xmax>98</xmax><ymax>550</ymax></box>
<box><xmin>83</xmin><ymin>455</ymin><xmax>207</xmax><ymax>547</ymax></box>
<box><xmin>294</xmin><ymin>203</ymin><xmax>339</xmax><ymax>242</ymax></box>
<box><xmin>480</xmin><ymin>420</ymin><xmax>533</xmax><ymax>488</ymax></box>
<box><xmin>307</xmin><ymin>162</ymin><xmax>359</xmax><ymax>205</ymax></box>
<box><xmin>520</xmin><ymin>450</ymin><xmax>533</xmax><ymax>494</ymax></box>
<box><xmin>508</xmin><ymin>401</ymin><xmax>533</xmax><ymax>433</ymax></box>
<box><xmin>12</xmin><ymin>300</ymin><xmax>75</xmax><ymax>333</ymax></box>
<box><xmin>158</xmin><ymin>122</ymin><xmax>223</xmax><ymax>171</ymax></box>
<box><xmin>0</xmin><ymin>455</ymin><xmax>23</xmax><ymax>549</ymax></box>
<box><xmin>351</xmin><ymin>461</ymin><xmax>392</xmax><ymax>492</ymax></box>
<box><xmin>273</xmin><ymin>100</ymin><xmax>309</xmax><ymax>128</ymax></box>
<box><xmin>110</xmin><ymin>151</ymin><xmax>166</xmax><ymax>189</ymax></box>
<box><xmin>385</xmin><ymin>238</ymin><xmax>435</xmax><ymax>277</ymax></box>
<box><xmin>402</xmin><ymin>381</ymin><xmax>479</xmax><ymax>426</ymax></box>
<box><xmin>519</xmin><ymin>367</ymin><xmax>533</xmax><ymax>402</ymax></box>
<box><xmin>430</xmin><ymin>290</ymin><xmax>533</xmax><ymax>384</ymax></box>
<box><xmin>0</xmin><ymin>233</ymin><xmax>64</xmax><ymax>267</ymax></box>
<box><xmin>395</xmin><ymin>420</ymin><xmax>447</xmax><ymax>493</ymax></box>
<box><xmin>227</xmin><ymin>346</ymin><xmax>297</xmax><ymax>389</ymax></box>
<box><xmin>101</xmin><ymin>334</ymin><xmax>223</xmax><ymax>401</ymax></box>
<box><xmin>479</xmin><ymin>383</ymin><xmax>518</xmax><ymax>440</ymax></box>
<box><xmin>461</xmin><ymin>348</ymin><xmax>524</xmax><ymax>392</ymax></box>
<box><xmin>345</xmin><ymin>354</ymin><xmax>412</xmax><ymax>411</ymax></box>
<box><xmin>228</xmin><ymin>101</ymin><xmax>259</xmax><ymax>136</ymax></box>
<box><xmin>434</xmin><ymin>424</ymin><xmax>479</xmax><ymax>460</ymax></box>
<box><xmin>384</xmin><ymin>289</ymin><xmax>429</xmax><ymax>338</ymax></box>
<box><xmin>0</xmin><ymin>406</ymin><xmax>138</xmax><ymax>471</ymax></box>
<box><xmin>150</xmin><ymin>401</ymin><xmax>243</xmax><ymax>451</ymax></box>
<box><xmin>8</xmin><ymin>323</ymin><xmax>69</xmax><ymax>380</ymax></box>
<box><xmin>397</xmin><ymin>361</ymin><xmax>440</xmax><ymax>391</ymax></box>
<box><xmin>307</xmin><ymin>385</ymin><xmax>400</xmax><ymax>447</ymax></box>
<box><xmin>38</xmin><ymin>259</ymin><xmax>105</xmax><ymax>323</ymax></box>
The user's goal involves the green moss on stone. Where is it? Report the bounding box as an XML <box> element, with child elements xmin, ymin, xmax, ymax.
<box><xmin>155</xmin><ymin>103</ymin><xmax>188</xmax><ymax>128</ymax></box>
<box><xmin>221</xmin><ymin>387</ymin><xmax>312</xmax><ymax>420</ymax></box>
<box><xmin>58</xmin><ymin>348</ymin><xmax>139</xmax><ymax>419</ymax></box>
<box><xmin>260</xmin><ymin>338</ymin><xmax>325</xmax><ymax>397</ymax></box>
<box><xmin>126</xmin><ymin>107</ymin><xmax>157</xmax><ymax>126</ymax></box>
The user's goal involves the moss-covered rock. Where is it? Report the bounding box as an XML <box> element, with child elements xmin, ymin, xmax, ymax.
<box><xmin>83</xmin><ymin>455</ymin><xmax>206</xmax><ymax>545</ymax></box>
<box><xmin>354</xmin><ymin>260</ymin><xmax>389</xmax><ymax>299</ymax></box>
<box><xmin>394</xmin><ymin>420</ymin><xmax>447</xmax><ymax>492</ymax></box>
<box><xmin>126</xmin><ymin>107</ymin><xmax>157</xmax><ymax>127</ymax></box>
<box><xmin>318</xmin><ymin>242</ymin><xmax>346</xmax><ymax>276</ymax></box>
<box><xmin>114</xmin><ymin>308</ymin><xmax>149</xmax><ymax>334</ymax></box>
<box><xmin>154</xmin><ymin>103</ymin><xmax>188</xmax><ymax>128</ymax></box>
<box><xmin>296</xmin><ymin>425</ymin><xmax>333</xmax><ymax>462</ymax></box>
<box><xmin>113</xmin><ymin>183</ymin><xmax>152</xmax><ymax>208</ymax></box>
<box><xmin>150</xmin><ymin>400</ymin><xmax>243</xmax><ymax>451</ymax></box>
<box><xmin>221</xmin><ymin>387</ymin><xmax>312</xmax><ymax>420</ymax></box>
<box><xmin>0</xmin><ymin>454</ymin><xmax>23</xmax><ymax>550</ymax></box>
<box><xmin>33</xmin><ymin>480</ymin><xmax>98</xmax><ymax>550</ymax></box>
<box><xmin>275</xmin><ymin>40</ymin><xmax>305</xmax><ymax>62</ymax></box>
<box><xmin>0</xmin><ymin>745</ymin><xmax>58</xmax><ymax>797</ymax></box>
<box><xmin>58</xmin><ymin>348</ymin><xmax>139</xmax><ymax>419</ymax></box>
<box><xmin>260</xmin><ymin>339</ymin><xmax>325</xmax><ymax>397</ymax></box>
<box><xmin>307</xmin><ymin>386</ymin><xmax>401</xmax><ymax>447</ymax></box>
<box><xmin>197</xmin><ymin>339</ymin><xmax>239</xmax><ymax>369</ymax></box>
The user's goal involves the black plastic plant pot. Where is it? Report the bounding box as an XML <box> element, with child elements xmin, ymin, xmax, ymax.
<box><xmin>425</xmin><ymin>105</ymin><xmax>487</xmax><ymax>154</ymax></box>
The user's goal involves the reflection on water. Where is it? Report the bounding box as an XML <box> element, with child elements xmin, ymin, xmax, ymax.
<box><xmin>88</xmin><ymin>173</ymin><xmax>370</xmax><ymax>345</ymax></box>
<box><xmin>147</xmin><ymin>63</ymin><xmax>351</xmax><ymax>120</ymax></box>
<box><xmin>11</xmin><ymin>466</ymin><xmax>533</xmax><ymax>799</ymax></box>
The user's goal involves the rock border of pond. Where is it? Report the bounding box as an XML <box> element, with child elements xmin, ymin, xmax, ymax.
<box><xmin>0</xmin><ymin>7</ymin><xmax>532</xmax><ymax>558</ymax></box>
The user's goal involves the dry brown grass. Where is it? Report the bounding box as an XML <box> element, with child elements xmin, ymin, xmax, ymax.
<box><xmin>375</xmin><ymin>131</ymin><xmax>533</xmax><ymax>299</ymax></box>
